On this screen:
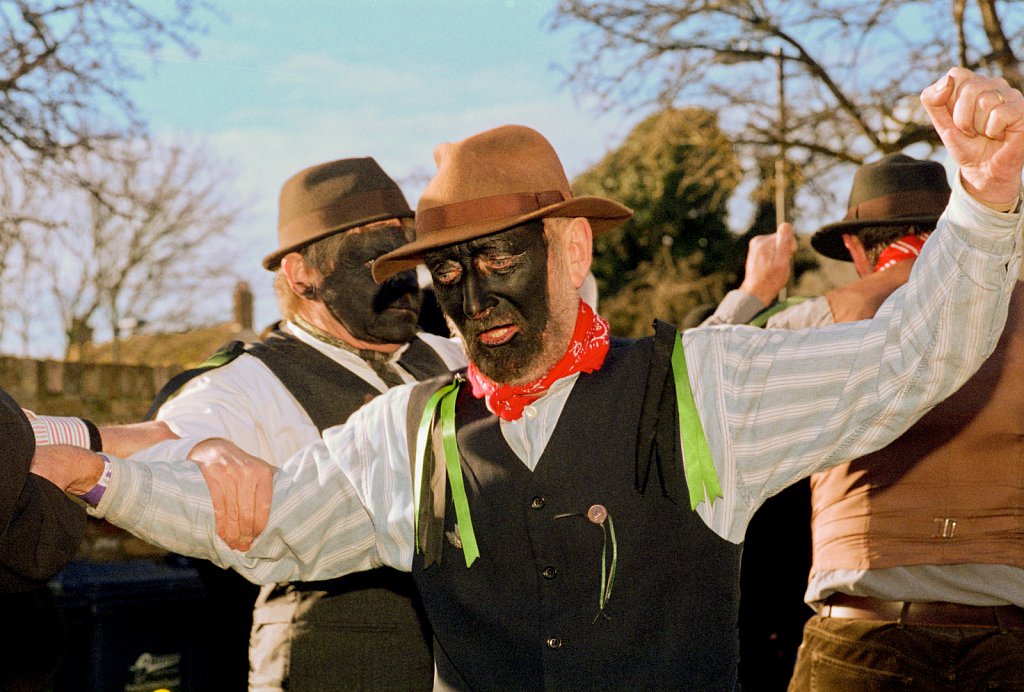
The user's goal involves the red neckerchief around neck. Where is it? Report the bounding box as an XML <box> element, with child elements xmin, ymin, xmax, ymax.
<box><xmin>874</xmin><ymin>232</ymin><xmax>929</xmax><ymax>273</ymax></box>
<box><xmin>467</xmin><ymin>300</ymin><xmax>610</xmax><ymax>421</ymax></box>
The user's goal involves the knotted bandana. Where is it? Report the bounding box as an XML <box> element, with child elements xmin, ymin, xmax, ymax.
<box><xmin>467</xmin><ymin>300</ymin><xmax>610</xmax><ymax>421</ymax></box>
<box><xmin>874</xmin><ymin>232</ymin><xmax>929</xmax><ymax>273</ymax></box>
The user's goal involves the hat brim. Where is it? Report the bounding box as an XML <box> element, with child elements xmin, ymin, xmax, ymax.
<box><xmin>810</xmin><ymin>214</ymin><xmax>941</xmax><ymax>262</ymax></box>
<box><xmin>372</xmin><ymin>196</ymin><xmax>632</xmax><ymax>282</ymax></box>
<box><xmin>262</xmin><ymin>209</ymin><xmax>415</xmax><ymax>271</ymax></box>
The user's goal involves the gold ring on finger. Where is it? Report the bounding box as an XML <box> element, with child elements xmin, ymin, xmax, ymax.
<box><xmin>991</xmin><ymin>89</ymin><xmax>1007</xmax><ymax>105</ymax></box>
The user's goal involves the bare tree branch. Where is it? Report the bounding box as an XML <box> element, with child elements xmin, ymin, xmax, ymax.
<box><xmin>554</xmin><ymin>0</ymin><xmax>1023</xmax><ymax>212</ymax></box>
<box><xmin>18</xmin><ymin>137</ymin><xmax>245</xmax><ymax>360</ymax></box>
<box><xmin>0</xmin><ymin>0</ymin><xmax>214</xmax><ymax>165</ymax></box>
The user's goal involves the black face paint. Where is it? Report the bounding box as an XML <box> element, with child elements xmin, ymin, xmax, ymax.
<box><xmin>425</xmin><ymin>221</ymin><xmax>550</xmax><ymax>382</ymax></box>
<box><xmin>319</xmin><ymin>225</ymin><xmax>421</xmax><ymax>345</ymax></box>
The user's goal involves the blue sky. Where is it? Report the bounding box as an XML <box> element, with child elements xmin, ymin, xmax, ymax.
<box><xmin>126</xmin><ymin>0</ymin><xmax>640</xmax><ymax>330</ymax></box>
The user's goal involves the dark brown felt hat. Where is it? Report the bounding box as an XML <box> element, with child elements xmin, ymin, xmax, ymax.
<box><xmin>372</xmin><ymin>125</ymin><xmax>633</xmax><ymax>282</ymax></box>
<box><xmin>811</xmin><ymin>153</ymin><xmax>951</xmax><ymax>262</ymax></box>
<box><xmin>263</xmin><ymin>157</ymin><xmax>414</xmax><ymax>270</ymax></box>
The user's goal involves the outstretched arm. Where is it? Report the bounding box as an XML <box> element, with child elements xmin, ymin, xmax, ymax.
<box><xmin>686</xmin><ymin>68</ymin><xmax>1024</xmax><ymax>543</ymax></box>
<box><xmin>30</xmin><ymin>383</ymin><xmax>419</xmax><ymax>585</ymax></box>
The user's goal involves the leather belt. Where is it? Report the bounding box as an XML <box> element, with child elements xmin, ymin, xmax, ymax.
<box><xmin>819</xmin><ymin>594</ymin><xmax>1024</xmax><ymax>628</ymax></box>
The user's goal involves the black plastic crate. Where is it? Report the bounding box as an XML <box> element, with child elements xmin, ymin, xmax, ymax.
<box><xmin>50</xmin><ymin>559</ymin><xmax>211</xmax><ymax>692</ymax></box>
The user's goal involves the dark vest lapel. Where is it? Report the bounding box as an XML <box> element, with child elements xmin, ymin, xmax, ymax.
<box><xmin>398</xmin><ymin>337</ymin><xmax>450</xmax><ymax>380</ymax></box>
<box><xmin>250</xmin><ymin>331</ymin><xmax>450</xmax><ymax>432</ymax></box>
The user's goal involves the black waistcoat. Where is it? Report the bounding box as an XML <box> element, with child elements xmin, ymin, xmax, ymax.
<box><xmin>249</xmin><ymin>331</ymin><xmax>449</xmax><ymax>689</ymax></box>
<box><xmin>410</xmin><ymin>337</ymin><xmax>742</xmax><ymax>691</ymax></box>
<box><xmin>248</xmin><ymin>329</ymin><xmax>448</xmax><ymax>430</ymax></box>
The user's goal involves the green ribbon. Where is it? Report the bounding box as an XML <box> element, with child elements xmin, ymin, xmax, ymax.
<box><xmin>440</xmin><ymin>382</ymin><xmax>480</xmax><ymax>567</ymax></box>
<box><xmin>671</xmin><ymin>332</ymin><xmax>723</xmax><ymax>511</ymax></box>
<box><xmin>412</xmin><ymin>377</ymin><xmax>480</xmax><ymax>567</ymax></box>
<box><xmin>598</xmin><ymin>515</ymin><xmax>617</xmax><ymax>616</ymax></box>
<box><xmin>197</xmin><ymin>349</ymin><xmax>240</xmax><ymax>369</ymax></box>
<box><xmin>747</xmin><ymin>296</ymin><xmax>809</xmax><ymax>328</ymax></box>
<box><xmin>413</xmin><ymin>379</ymin><xmax>458</xmax><ymax>544</ymax></box>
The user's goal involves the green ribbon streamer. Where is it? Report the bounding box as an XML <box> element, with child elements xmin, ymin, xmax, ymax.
<box><xmin>598</xmin><ymin>515</ymin><xmax>617</xmax><ymax>615</ymax></box>
<box><xmin>671</xmin><ymin>333</ymin><xmax>723</xmax><ymax>511</ymax></box>
<box><xmin>197</xmin><ymin>349</ymin><xmax>240</xmax><ymax>369</ymax></box>
<box><xmin>440</xmin><ymin>384</ymin><xmax>480</xmax><ymax>567</ymax></box>
<box><xmin>411</xmin><ymin>376</ymin><xmax>481</xmax><ymax>567</ymax></box>
<box><xmin>747</xmin><ymin>296</ymin><xmax>809</xmax><ymax>328</ymax></box>
<box><xmin>413</xmin><ymin>379</ymin><xmax>460</xmax><ymax>547</ymax></box>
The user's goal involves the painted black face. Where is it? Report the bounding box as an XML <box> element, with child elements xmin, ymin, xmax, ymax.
<box><xmin>425</xmin><ymin>221</ymin><xmax>550</xmax><ymax>382</ymax></box>
<box><xmin>319</xmin><ymin>225</ymin><xmax>420</xmax><ymax>345</ymax></box>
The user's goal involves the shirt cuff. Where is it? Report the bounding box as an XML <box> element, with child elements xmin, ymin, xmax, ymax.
<box><xmin>705</xmin><ymin>290</ymin><xmax>766</xmax><ymax>326</ymax></box>
<box><xmin>947</xmin><ymin>170</ymin><xmax>1024</xmax><ymax>245</ymax></box>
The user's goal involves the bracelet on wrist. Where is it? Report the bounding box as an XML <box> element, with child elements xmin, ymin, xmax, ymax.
<box><xmin>76</xmin><ymin>454</ymin><xmax>113</xmax><ymax>507</ymax></box>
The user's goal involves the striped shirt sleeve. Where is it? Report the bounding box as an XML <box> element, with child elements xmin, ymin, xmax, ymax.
<box><xmin>688</xmin><ymin>177</ymin><xmax>1022</xmax><ymax>543</ymax></box>
<box><xmin>94</xmin><ymin>384</ymin><xmax>419</xmax><ymax>584</ymax></box>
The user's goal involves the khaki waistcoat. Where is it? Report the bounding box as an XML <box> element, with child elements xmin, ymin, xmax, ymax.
<box><xmin>811</xmin><ymin>281</ymin><xmax>1024</xmax><ymax>573</ymax></box>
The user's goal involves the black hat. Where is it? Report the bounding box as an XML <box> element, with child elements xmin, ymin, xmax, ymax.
<box><xmin>0</xmin><ymin>388</ymin><xmax>86</xmax><ymax>590</ymax></box>
<box><xmin>810</xmin><ymin>154</ymin><xmax>951</xmax><ymax>261</ymax></box>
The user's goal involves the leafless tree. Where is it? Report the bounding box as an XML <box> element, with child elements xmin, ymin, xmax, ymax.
<box><xmin>0</xmin><ymin>158</ymin><xmax>57</xmax><ymax>349</ymax></box>
<box><xmin>554</xmin><ymin>0</ymin><xmax>1024</xmax><ymax>208</ymax></box>
<box><xmin>24</xmin><ymin>138</ymin><xmax>244</xmax><ymax>360</ymax></box>
<box><xmin>0</xmin><ymin>0</ymin><xmax>212</xmax><ymax>165</ymax></box>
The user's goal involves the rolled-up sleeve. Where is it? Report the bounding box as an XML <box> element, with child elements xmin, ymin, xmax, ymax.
<box><xmin>687</xmin><ymin>176</ymin><xmax>1022</xmax><ymax>543</ymax></box>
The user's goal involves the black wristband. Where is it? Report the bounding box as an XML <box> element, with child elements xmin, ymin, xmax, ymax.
<box><xmin>83</xmin><ymin>418</ymin><xmax>103</xmax><ymax>452</ymax></box>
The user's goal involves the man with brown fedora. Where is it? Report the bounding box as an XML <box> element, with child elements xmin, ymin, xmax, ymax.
<box><xmin>705</xmin><ymin>151</ymin><xmax>1024</xmax><ymax>688</ymax></box>
<box><xmin>28</xmin><ymin>157</ymin><xmax>465</xmax><ymax>691</ymax></box>
<box><xmin>704</xmin><ymin>153</ymin><xmax>953</xmax><ymax>331</ymax></box>
<box><xmin>32</xmin><ymin>67</ymin><xmax>1024</xmax><ymax>689</ymax></box>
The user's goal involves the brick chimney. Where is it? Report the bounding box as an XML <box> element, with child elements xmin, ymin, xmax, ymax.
<box><xmin>232</xmin><ymin>281</ymin><xmax>254</xmax><ymax>332</ymax></box>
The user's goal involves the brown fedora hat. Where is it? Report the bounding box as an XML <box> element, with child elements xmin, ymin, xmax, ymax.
<box><xmin>811</xmin><ymin>153</ymin><xmax>951</xmax><ymax>261</ymax></box>
<box><xmin>263</xmin><ymin>157</ymin><xmax>414</xmax><ymax>270</ymax></box>
<box><xmin>372</xmin><ymin>125</ymin><xmax>632</xmax><ymax>282</ymax></box>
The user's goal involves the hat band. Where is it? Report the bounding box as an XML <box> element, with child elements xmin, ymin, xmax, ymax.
<box><xmin>418</xmin><ymin>190</ymin><xmax>569</xmax><ymax>235</ymax></box>
<box><xmin>844</xmin><ymin>189</ymin><xmax>950</xmax><ymax>223</ymax></box>
<box><xmin>279</xmin><ymin>187</ymin><xmax>412</xmax><ymax>242</ymax></box>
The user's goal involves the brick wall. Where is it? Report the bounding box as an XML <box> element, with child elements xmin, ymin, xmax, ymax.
<box><xmin>0</xmin><ymin>356</ymin><xmax>181</xmax><ymax>423</ymax></box>
<box><xmin>2</xmin><ymin>356</ymin><xmax>187</xmax><ymax>560</ymax></box>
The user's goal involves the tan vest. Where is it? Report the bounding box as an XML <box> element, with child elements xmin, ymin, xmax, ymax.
<box><xmin>810</xmin><ymin>281</ymin><xmax>1024</xmax><ymax>573</ymax></box>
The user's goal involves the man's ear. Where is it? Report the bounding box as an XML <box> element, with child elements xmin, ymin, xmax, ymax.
<box><xmin>565</xmin><ymin>217</ymin><xmax>594</xmax><ymax>290</ymax></box>
<box><xmin>841</xmin><ymin>233</ymin><xmax>874</xmax><ymax>278</ymax></box>
<box><xmin>281</xmin><ymin>253</ymin><xmax>320</xmax><ymax>299</ymax></box>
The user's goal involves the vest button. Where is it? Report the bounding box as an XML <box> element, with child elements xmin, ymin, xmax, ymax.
<box><xmin>530</xmin><ymin>496</ymin><xmax>546</xmax><ymax>510</ymax></box>
<box><xmin>546</xmin><ymin>637</ymin><xmax>562</xmax><ymax>649</ymax></box>
<box><xmin>542</xmin><ymin>566</ymin><xmax>557</xmax><ymax>579</ymax></box>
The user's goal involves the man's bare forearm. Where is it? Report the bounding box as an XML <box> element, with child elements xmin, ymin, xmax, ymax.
<box><xmin>99</xmin><ymin>420</ymin><xmax>179</xmax><ymax>457</ymax></box>
<box><xmin>30</xmin><ymin>445</ymin><xmax>105</xmax><ymax>495</ymax></box>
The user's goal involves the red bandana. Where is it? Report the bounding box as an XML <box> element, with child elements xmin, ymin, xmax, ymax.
<box><xmin>874</xmin><ymin>233</ymin><xmax>929</xmax><ymax>273</ymax></box>
<box><xmin>467</xmin><ymin>300</ymin><xmax>611</xmax><ymax>421</ymax></box>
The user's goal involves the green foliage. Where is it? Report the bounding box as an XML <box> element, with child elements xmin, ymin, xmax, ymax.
<box><xmin>599</xmin><ymin>248</ymin><xmax>732</xmax><ymax>337</ymax></box>
<box><xmin>574</xmin><ymin>107</ymin><xmax>744</xmax><ymax>298</ymax></box>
